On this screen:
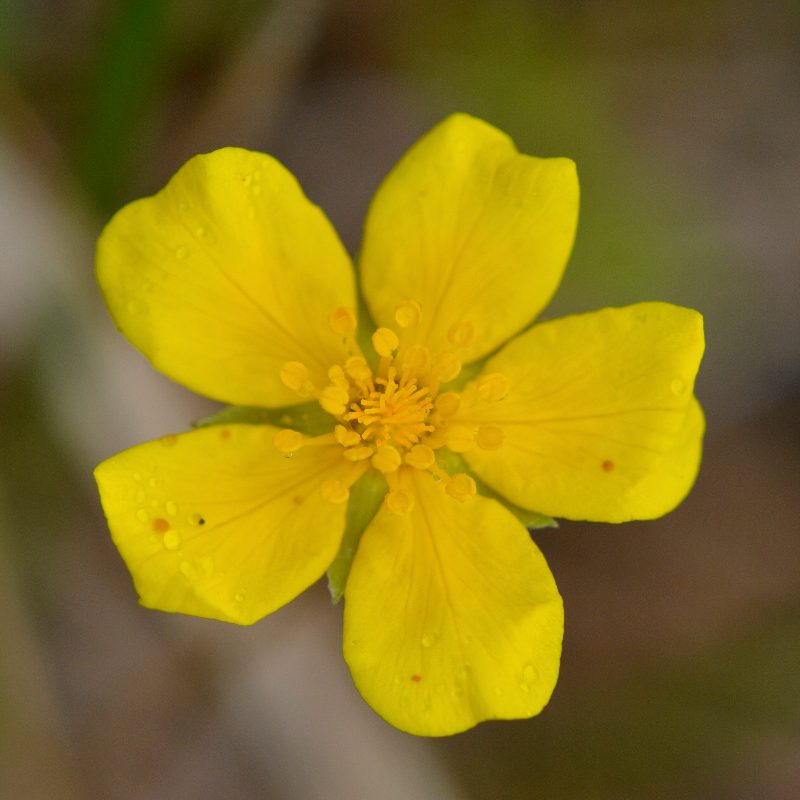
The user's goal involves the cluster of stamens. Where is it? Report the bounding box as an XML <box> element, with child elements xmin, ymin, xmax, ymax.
<box><xmin>274</xmin><ymin>301</ymin><xmax>510</xmax><ymax>515</ymax></box>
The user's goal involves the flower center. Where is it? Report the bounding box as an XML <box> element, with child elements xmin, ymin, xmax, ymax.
<box><xmin>276</xmin><ymin>303</ymin><xmax>508</xmax><ymax>512</ymax></box>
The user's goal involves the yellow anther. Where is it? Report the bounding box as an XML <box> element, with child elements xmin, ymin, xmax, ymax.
<box><xmin>345</xmin><ymin>356</ymin><xmax>372</xmax><ymax>385</ymax></box>
<box><xmin>434</xmin><ymin>352</ymin><xmax>462</xmax><ymax>382</ymax></box>
<box><xmin>445</xmin><ymin>473</ymin><xmax>476</xmax><ymax>502</ymax></box>
<box><xmin>343</xmin><ymin>445</ymin><xmax>374</xmax><ymax>462</ymax></box>
<box><xmin>319</xmin><ymin>385</ymin><xmax>350</xmax><ymax>416</ymax></box>
<box><xmin>280</xmin><ymin>361</ymin><xmax>309</xmax><ymax>392</ymax></box>
<box><xmin>328</xmin><ymin>364</ymin><xmax>349</xmax><ymax>391</ymax></box>
<box><xmin>386</xmin><ymin>489</ymin><xmax>415</xmax><ymax>515</ymax></box>
<box><xmin>372</xmin><ymin>327</ymin><xmax>399</xmax><ymax>357</ymax></box>
<box><xmin>335</xmin><ymin>424</ymin><xmax>361</xmax><ymax>448</ymax></box>
<box><xmin>328</xmin><ymin>307</ymin><xmax>357</xmax><ymax>336</ymax></box>
<box><xmin>477</xmin><ymin>372</ymin><xmax>510</xmax><ymax>402</ymax></box>
<box><xmin>445</xmin><ymin>424</ymin><xmax>475</xmax><ymax>453</ymax></box>
<box><xmin>447</xmin><ymin>320</ymin><xmax>475</xmax><ymax>349</ymax></box>
<box><xmin>273</xmin><ymin>429</ymin><xmax>304</xmax><ymax>454</ymax></box>
<box><xmin>394</xmin><ymin>300</ymin><xmax>422</xmax><ymax>329</ymax></box>
<box><xmin>371</xmin><ymin>444</ymin><xmax>402</xmax><ymax>474</ymax></box>
<box><xmin>476</xmin><ymin>425</ymin><xmax>504</xmax><ymax>450</ymax></box>
<box><xmin>321</xmin><ymin>479</ymin><xmax>350</xmax><ymax>504</ymax></box>
<box><xmin>404</xmin><ymin>444</ymin><xmax>436</xmax><ymax>470</ymax></box>
<box><xmin>400</xmin><ymin>344</ymin><xmax>431</xmax><ymax>375</ymax></box>
<box><xmin>434</xmin><ymin>392</ymin><xmax>461</xmax><ymax>418</ymax></box>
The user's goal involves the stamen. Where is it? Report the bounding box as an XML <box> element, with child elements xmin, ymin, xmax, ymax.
<box><xmin>321</xmin><ymin>479</ymin><xmax>350</xmax><ymax>504</ymax></box>
<box><xmin>280</xmin><ymin>361</ymin><xmax>310</xmax><ymax>393</ymax></box>
<box><xmin>445</xmin><ymin>424</ymin><xmax>475</xmax><ymax>453</ymax></box>
<box><xmin>445</xmin><ymin>473</ymin><xmax>476</xmax><ymax>502</ymax></box>
<box><xmin>372</xmin><ymin>327</ymin><xmax>399</xmax><ymax>357</ymax></box>
<box><xmin>394</xmin><ymin>301</ymin><xmax>422</xmax><ymax>329</ymax></box>
<box><xmin>273</xmin><ymin>429</ymin><xmax>304</xmax><ymax>454</ymax></box>
<box><xmin>328</xmin><ymin>307</ymin><xmax>357</xmax><ymax>336</ymax></box>
<box><xmin>477</xmin><ymin>373</ymin><xmax>510</xmax><ymax>402</ymax></box>
<box><xmin>399</xmin><ymin>344</ymin><xmax>431</xmax><ymax>375</ymax></box>
<box><xmin>447</xmin><ymin>320</ymin><xmax>475</xmax><ymax>349</ymax></box>
<box><xmin>433</xmin><ymin>352</ymin><xmax>461</xmax><ymax>382</ymax></box>
<box><xmin>434</xmin><ymin>392</ymin><xmax>460</xmax><ymax>418</ymax></box>
<box><xmin>343</xmin><ymin>445</ymin><xmax>374</xmax><ymax>462</ymax></box>
<box><xmin>371</xmin><ymin>444</ymin><xmax>402</xmax><ymax>474</ymax></box>
<box><xmin>327</xmin><ymin>364</ymin><xmax>350</xmax><ymax>391</ymax></box>
<box><xmin>334</xmin><ymin>424</ymin><xmax>361</xmax><ymax>448</ymax></box>
<box><xmin>345</xmin><ymin>356</ymin><xmax>373</xmax><ymax>388</ymax></box>
<box><xmin>319</xmin><ymin>385</ymin><xmax>350</xmax><ymax>416</ymax></box>
<box><xmin>386</xmin><ymin>489</ymin><xmax>415</xmax><ymax>515</ymax></box>
<box><xmin>404</xmin><ymin>444</ymin><xmax>436</xmax><ymax>470</ymax></box>
<box><xmin>476</xmin><ymin>425</ymin><xmax>504</xmax><ymax>450</ymax></box>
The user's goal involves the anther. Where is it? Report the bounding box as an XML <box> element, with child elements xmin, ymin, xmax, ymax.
<box><xmin>445</xmin><ymin>473</ymin><xmax>477</xmax><ymax>502</ymax></box>
<box><xmin>319</xmin><ymin>385</ymin><xmax>350</xmax><ymax>416</ymax></box>
<box><xmin>476</xmin><ymin>425</ymin><xmax>504</xmax><ymax>450</ymax></box>
<box><xmin>404</xmin><ymin>444</ymin><xmax>436</xmax><ymax>470</ymax></box>
<box><xmin>280</xmin><ymin>361</ymin><xmax>310</xmax><ymax>392</ymax></box>
<box><xmin>321</xmin><ymin>479</ymin><xmax>350</xmax><ymax>504</ymax></box>
<box><xmin>386</xmin><ymin>489</ymin><xmax>415</xmax><ymax>515</ymax></box>
<box><xmin>334</xmin><ymin>424</ymin><xmax>361</xmax><ymax>448</ymax></box>
<box><xmin>343</xmin><ymin>445</ymin><xmax>374</xmax><ymax>462</ymax></box>
<box><xmin>372</xmin><ymin>327</ymin><xmax>399</xmax><ymax>357</ymax></box>
<box><xmin>345</xmin><ymin>356</ymin><xmax>372</xmax><ymax>385</ymax></box>
<box><xmin>328</xmin><ymin>364</ymin><xmax>350</xmax><ymax>391</ymax></box>
<box><xmin>433</xmin><ymin>352</ymin><xmax>462</xmax><ymax>382</ymax></box>
<box><xmin>447</xmin><ymin>320</ymin><xmax>475</xmax><ymax>349</ymax></box>
<box><xmin>328</xmin><ymin>307</ymin><xmax>357</xmax><ymax>336</ymax></box>
<box><xmin>400</xmin><ymin>344</ymin><xmax>431</xmax><ymax>374</ymax></box>
<box><xmin>371</xmin><ymin>444</ymin><xmax>402</xmax><ymax>474</ymax></box>
<box><xmin>273</xmin><ymin>429</ymin><xmax>304</xmax><ymax>454</ymax></box>
<box><xmin>434</xmin><ymin>392</ymin><xmax>461</xmax><ymax>418</ymax></box>
<box><xmin>445</xmin><ymin>424</ymin><xmax>476</xmax><ymax>453</ymax></box>
<box><xmin>477</xmin><ymin>373</ymin><xmax>510</xmax><ymax>402</ymax></box>
<box><xmin>394</xmin><ymin>301</ymin><xmax>422</xmax><ymax>329</ymax></box>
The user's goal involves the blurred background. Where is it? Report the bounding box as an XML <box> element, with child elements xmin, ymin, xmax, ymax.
<box><xmin>1</xmin><ymin>1</ymin><xmax>799</xmax><ymax>798</ymax></box>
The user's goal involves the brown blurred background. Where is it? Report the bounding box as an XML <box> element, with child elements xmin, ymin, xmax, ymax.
<box><xmin>1</xmin><ymin>1</ymin><xmax>799</xmax><ymax>798</ymax></box>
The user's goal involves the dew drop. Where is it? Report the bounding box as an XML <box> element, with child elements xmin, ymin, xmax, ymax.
<box><xmin>179</xmin><ymin>561</ymin><xmax>198</xmax><ymax>581</ymax></box>
<box><xmin>671</xmin><ymin>377</ymin><xmax>686</xmax><ymax>396</ymax></box>
<box><xmin>195</xmin><ymin>226</ymin><xmax>206</xmax><ymax>238</ymax></box>
<box><xmin>198</xmin><ymin>556</ymin><xmax>214</xmax><ymax>577</ymax></box>
<box><xmin>126</xmin><ymin>299</ymin><xmax>149</xmax><ymax>315</ymax></box>
<box><xmin>519</xmin><ymin>682</ymin><xmax>531</xmax><ymax>694</ymax></box>
<box><xmin>252</xmin><ymin>185</ymin><xmax>262</xmax><ymax>196</ymax></box>
<box><xmin>148</xmin><ymin>477</ymin><xmax>158</xmax><ymax>488</ymax></box>
<box><xmin>163</xmin><ymin>530</ymin><xmax>181</xmax><ymax>550</ymax></box>
<box><xmin>234</xmin><ymin>590</ymin><xmax>246</xmax><ymax>603</ymax></box>
<box><xmin>176</xmin><ymin>245</ymin><xmax>190</xmax><ymax>259</ymax></box>
<box><xmin>421</xmin><ymin>632</ymin><xmax>438</xmax><ymax>648</ymax></box>
<box><xmin>136</xmin><ymin>509</ymin><xmax>148</xmax><ymax>524</ymax></box>
<box><xmin>165</xmin><ymin>500</ymin><xmax>179</xmax><ymax>517</ymax></box>
<box><xmin>522</xmin><ymin>664</ymin><xmax>538</xmax><ymax>683</ymax></box>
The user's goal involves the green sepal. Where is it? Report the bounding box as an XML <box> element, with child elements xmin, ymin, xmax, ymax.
<box><xmin>193</xmin><ymin>401</ymin><xmax>335</xmax><ymax>436</ymax></box>
<box><xmin>327</xmin><ymin>470</ymin><xmax>388</xmax><ymax>603</ymax></box>
<box><xmin>435</xmin><ymin>449</ymin><xmax>558</xmax><ymax>531</ymax></box>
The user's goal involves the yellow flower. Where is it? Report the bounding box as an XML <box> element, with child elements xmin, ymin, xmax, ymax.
<box><xmin>94</xmin><ymin>113</ymin><xmax>704</xmax><ymax>736</ymax></box>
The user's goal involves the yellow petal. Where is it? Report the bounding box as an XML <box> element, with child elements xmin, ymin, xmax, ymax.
<box><xmin>458</xmin><ymin>303</ymin><xmax>705</xmax><ymax>522</ymax></box>
<box><xmin>343</xmin><ymin>470</ymin><xmax>563</xmax><ymax>736</ymax></box>
<box><xmin>359</xmin><ymin>114</ymin><xmax>578</xmax><ymax>363</ymax></box>
<box><xmin>97</xmin><ymin>148</ymin><xmax>356</xmax><ymax>406</ymax></box>
<box><xmin>94</xmin><ymin>425</ymin><xmax>351</xmax><ymax>624</ymax></box>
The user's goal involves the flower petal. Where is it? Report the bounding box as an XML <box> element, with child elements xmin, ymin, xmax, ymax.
<box><xmin>94</xmin><ymin>425</ymin><xmax>351</xmax><ymax>625</ymax></box>
<box><xmin>359</xmin><ymin>113</ymin><xmax>578</xmax><ymax>363</ymax></box>
<box><xmin>97</xmin><ymin>148</ymin><xmax>356</xmax><ymax>406</ymax></box>
<box><xmin>343</xmin><ymin>469</ymin><xmax>563</xmax><ymax>736</ymax></box>
<box><xmin>457</xmin><ymin>303</ymin><xmax>705</xmax><ymax>522</ymax></box>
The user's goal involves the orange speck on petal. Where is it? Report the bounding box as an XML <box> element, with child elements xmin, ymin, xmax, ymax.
<box><xmin>152</xmin><ymin>517</ymin><xmax>170</xmax><ymax>533</ymax></box>
<box><xmin>411</xmin><ymin>674</ymin><xmax>422</xmax><ymax>683</ymax></box>
<box><xmin>159</xmin><ymin>433</ymin><xmax>178</xmax><ymax>446</ymax></box>
<box><xmin>220</xmin><ymin>429</ymin><xmax>231</xmax><ymax>440</ymax></box>
<box><xmin>602</xmin><ymin>459</ymin><xmax>614</xmax><ymax>472</ymax></box>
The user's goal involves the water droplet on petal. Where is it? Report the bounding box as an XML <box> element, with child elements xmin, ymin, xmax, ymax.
<box><xmin>234</xmin><ymin>591</ymin><xmax>246</xmax><ymax>603</ymax></box>
<box><xmin>179</xmin><ymin>561</ymin><xmax>198</xmax><ymax>581</ymax></box>
<box><xmin>195</xmin><ymin>226</ymin><xmax>206</xmax><ymax>238</ymax></box>
<box><xmin>136</xmin><ymin>509</ymin><xmax>148</xmax><ymax>524</ymax></box>
<box><xmin>522</xmin><ymin>664</ymin><xmax>538</xmax><ymax>683</ymax></box>
<box><xmin>126</xmin><ymin>299</ymin><xmax>149</xmax><ymax>315</ymax></box>
<box><xmin>198</xmin><ymin>556</ymin><xmax>214</xmax><ymax>577</ymax></box>
<box><xmin>165</xmin><ymin>500</ymin><xmax>178</xmax><ymax>516</ymax></box>
<box><xmin>163</xmin><ymin>530</ymin><xmax>181</xmax><ymax>550</ymax></box>
<box><xmin>176</xmin><ymin>246</ymin><xmax>189</xmax><ymax>259</ymax></box>
<box><xmin>671</xmin><ymin>377</ymin><xmax>686</xmax><ymax>396</ymax></box>
<box><xmin>422</xmin><ymin>632</ymin><xmax>438</xmax><ymax>648</ymax></box>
